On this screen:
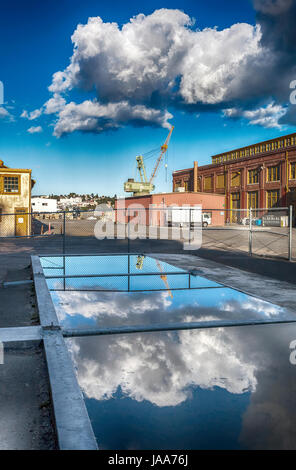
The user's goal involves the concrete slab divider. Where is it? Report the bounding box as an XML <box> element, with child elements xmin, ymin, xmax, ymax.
<box><xmin>0</xmin><ymin>326</ymin><xmax>42</xmax><ymax>342</ymax></box>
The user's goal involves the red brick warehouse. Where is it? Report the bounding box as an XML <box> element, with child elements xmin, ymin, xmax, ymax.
<box><xmin>173</xmin><ymin>133</ymin><xmax>296</xmax><ymax>223</ymax></box>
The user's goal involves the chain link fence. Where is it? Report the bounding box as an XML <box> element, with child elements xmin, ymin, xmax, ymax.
<box><xmin>0</xmin><ymin>206</ymin><xmax>294</xmax><ymax>260</ymax></box>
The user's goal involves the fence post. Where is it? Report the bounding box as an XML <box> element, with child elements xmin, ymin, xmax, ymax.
<box><xmin>63</xmin><ymin>211</ymin><xmax>66</xmax><ymax>255</ymax></box>
<box><xmin>127</xmin><ymin>208</ymin><xmax>130</xmax><ymax>254</ymax></box>
<box><xmin>289</xmin><ymin>205</ymin><xmax>293</xmax><ymax>261</ymax></box>
<box><xmin>249</xmin><ymin>208</ymin><xmax>253</xmax><ymax>256</ymax></box>
<box><xmin>189</xmin><ymin>207</ymin><xmax>192</xmax><ymax>244</ymax></box>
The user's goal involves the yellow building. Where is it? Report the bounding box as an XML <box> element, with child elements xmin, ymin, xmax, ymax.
<box><xmin>0</xmin><ymin>160</ymin><xmax>33</xmax><ymax>236</ymax></box>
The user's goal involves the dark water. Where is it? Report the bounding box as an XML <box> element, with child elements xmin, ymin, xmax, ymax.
<box><xmin>66</xmin><ymin>324</ymin><xmax>296</xmax><ymax>449</ymax></box>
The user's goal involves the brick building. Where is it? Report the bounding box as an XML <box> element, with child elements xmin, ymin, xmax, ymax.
<box><xmin>173</xmin><ymin>133</ymin><xmax>296</xmax><ymax>223</ymax></box>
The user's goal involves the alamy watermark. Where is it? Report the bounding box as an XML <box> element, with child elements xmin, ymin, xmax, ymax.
<box><xmin>290</xmin><ymin>80</ymin><xmax>296</xmax><ymax>105</ymax></box>
<box><xmin>0</xmin><ymin>80</ymin><xmax>4</xmax><ymax>105</ymax></box>
<box><xmin>0</xmin><ymin>342</ymin><xmax>3</xmax><ymax>365</ymax></box>
<box><xmin>94</xmin><ymin>201</ymin><xmax>203</xmax><ymax>251</ymax></box>
<box><xmin>289</xmin><ymin>339</ymin><xmax>296</xmax><ymax>365</ymax></box>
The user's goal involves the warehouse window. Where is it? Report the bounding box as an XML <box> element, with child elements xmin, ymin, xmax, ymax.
<box><xmin>290</xmin><ymin>162</ymin><xmax>296</xmax><ymax>180</ymax></box>
<box><xmin>216</xmin><ymin>174</ymin><xmax>225</xmax><ymax>189</ymax></box>
<box><xmin>204</xmin><ymin>176</ymin><xmax>213</xmax><ymax>191</ymax></box>
<box><xmin>230</xmin><ymin>192</ymin><xmax>240</xmax><ymax>223</ymax></box>
<box><xmin>267</xmin><ymin>165</ymin><xmax>280</xmax><ymax>182</ymax></box>
<box><xmin>248</xmin><ymin>169</ymin><xmax>259</xmax><ymax>184</ymax></box>
<box><xmin>231</xmin><ymin>171</ymin><xmax>241</xmax><ymax>187</ymax></box>
<box><xmin>248</xmin><ymin>191</ymin><xmax>258</xmax><ymax>209</ymax></box>
<box><xmin>267</xmin><ymin>190</ymin><xmax>280</xmax><ymax>208</ymax></box>
<box><xmin>3</xmin><ymin>176</ymin><xmax>20</xmax><ymax>194</ymax></box>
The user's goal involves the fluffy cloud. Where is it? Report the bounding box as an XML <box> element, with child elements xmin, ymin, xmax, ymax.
<box><xmin>23</xmin><ymin>4</ymin><xmax>296</xmax><ymax>135</ymax></box>
<box><xmin>52</xmin><ymin>285</ymin><xmax>288</xmax><ymax>333</ymax></box>
<box><xmin>53</xmin><ymin>100</ymin><xmax>173</xmax><ymax>137</ymax></box>
<box><xmin>27</xmin><ymin>125</ymin><xmax>43</xmax><ymax>134</ymax></box>
<box><xmin>44</xmin><ymin>93</ymin><xmax>67</xmax><ymax>114</ymax></box>
<box><xmin>46</xmin><ymin>10</ymin><xmax>264</xmax><ymax>135</ymax></box>
<box><xmin>54</xmin><ymin>289</ymin><xmax>173</xmax><ymax>323</ymax></box>
<box><xmin>68</xmin><ymin>328</ymin><xmax>257</xmax><ymax>407</ymax></box>
<box><xmin>223</xmin><ymin>102</ymin><xmax>287</xmax><ymax>129</ymax></box>
<box><xmin>0</xmin><ymin>107</ymin><xmax>10</xmax><ymax>119</ymax></box>
<box><xmin>21</xmin><ymin>108</ymin><xmax>42</xmax><ymax>120</ymax></box>
<box><xmin>49</xmin><ymin>11</ymin><xmax>262</xmax><ymax>105</ymax></box>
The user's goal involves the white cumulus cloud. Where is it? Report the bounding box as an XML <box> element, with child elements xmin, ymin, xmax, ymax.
<box><xmin>21</xmin><ymin>108</ymin><xmax>43</xmax><ymax>120</ymax></box>
<box><xmin>223</xmin><ymin>102</ymin><xmax>287</xmax><ymax>129</ymax></box>
<box><xmin>27</xmin><ymin>125</ymin><xmax>43</xmax><ymax>134</ymax></box>
<box><xmin>0</xmin><ymin>107</ymin><xmax>10</xmax><ymax>118</ymax></box>
<box><xmin>68</xmin><ymin>328</ymin><xmax>257</xmax><ymax>407</ymax></box>
<box><xmin>43</xmin><ymin>9</ymin><xmax>269</xmax><ymax>136</ymax></box>
<box><xmin>22</xmin><ymin>6</ymin><xmax>296</xmax><ymax>135</ymax></box>
<box><xmin>53</xmin><ymin>100</ymin><xmax>173</xmax><ymax>137</ymax></box>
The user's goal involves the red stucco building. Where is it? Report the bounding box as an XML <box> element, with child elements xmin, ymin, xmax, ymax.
<box><xmin>173</xmin><ymin>133</ymin><xmax>296</xmax><ymax>223</ymax></box>
<box><xmin>115</xmin><ymin>192</ymin><xmax>225</xmax><ymax>226</ymax></box>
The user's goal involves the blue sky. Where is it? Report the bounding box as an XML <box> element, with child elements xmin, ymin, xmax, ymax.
<box><xmin>0</xmin><ymin>0</ymin><xmax>295</xmax><ymax>196</ymax></box>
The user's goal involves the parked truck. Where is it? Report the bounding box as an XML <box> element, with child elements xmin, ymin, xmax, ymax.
<box><xmin>166</xmin><ymin>207</ymin><xmax>211</xmax><ymax>228</ymax></box>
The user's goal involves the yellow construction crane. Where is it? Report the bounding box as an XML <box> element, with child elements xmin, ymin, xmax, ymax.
<box><xmin>155</xmin><ymin>259</ymin><xmax>173</xmax><ymax>299</ymax></box>
<box><xmin>135</xmin><ymin>256</ymin><xmax>173</xmax><ymax>298</ymax></box>
<box><xmin>124</xmin><ymin>126</ymin><xmax>174</xmax><ymax>196</ymax></box>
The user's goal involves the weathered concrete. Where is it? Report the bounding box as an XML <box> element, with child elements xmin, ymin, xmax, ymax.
<box><xmin>31</xmin><ymin>256</ymin><xmax>59</xmax><ymax>327</ymax></box>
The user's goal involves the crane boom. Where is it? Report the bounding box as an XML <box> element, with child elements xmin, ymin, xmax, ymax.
<box><xmin>149</xmin><ymin>126</ymin><xmax>174</xmax><ymax>184</ymax></box>
<box><xmin>155</xmin><ymin>260</ymin><xmax>173</xmax><ymax>299</ymax></box>
<box><xmin>124</xmin><ymin>125</ymin><xmax>174</xmax><ymax>196</ymax></box>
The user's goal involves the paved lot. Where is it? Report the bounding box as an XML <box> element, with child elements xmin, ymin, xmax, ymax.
<box><xmin>28</xmin><ymin>218</ymin><xmax>296</xmax><ymax>260</ymax></box>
